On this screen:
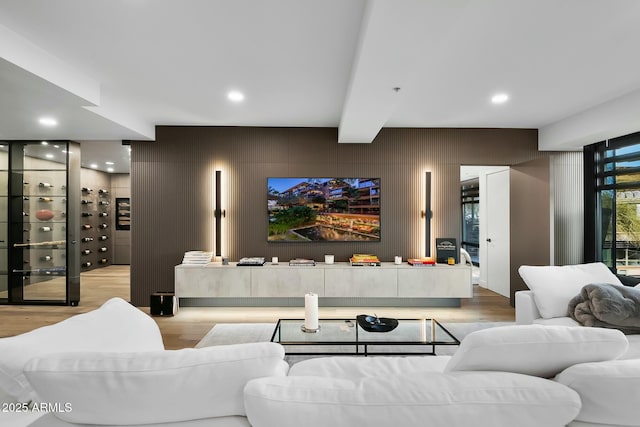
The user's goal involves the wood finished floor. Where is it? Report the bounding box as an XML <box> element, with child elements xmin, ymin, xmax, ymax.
<box><xmin>0</xmin><ymin>265</ymin><xmax>515</xmax><ymax>350</ymax></box>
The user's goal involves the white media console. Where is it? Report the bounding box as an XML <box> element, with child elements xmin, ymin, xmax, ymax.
<box><xmin>175</xmin><ymin>262</ymin><xmax>473</xmax><ymax>307</ymax></box>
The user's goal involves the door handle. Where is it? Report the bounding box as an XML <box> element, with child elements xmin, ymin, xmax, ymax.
<box><xmin>486</xmin><ymin>238</ymin><xmax>492</xmax><ymax>242</ymax></box>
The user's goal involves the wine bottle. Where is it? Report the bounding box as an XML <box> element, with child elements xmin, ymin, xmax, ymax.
<box><xmin>22</xmin><ymin>212</ymin><xmax>29</xmax><ymax>216</ymax></box>
<box><xmin>81</xmin><ymin>212</ymin><xmax>93</xmax><ymax>217</ymax></box>
<box><xmin>99</xmin><ymin>223</ymin><xmax>108</xmax><ymax>229</ymax></box>
<box><xmin>98</xmin><ymin>247</ymin><xmax>108</xmax><ymax>252</ymax></box>
<box><xmin>23</xmin><ymin>197</ymin><xmax>29</xmax><ymax>201</ymax></box>
<box><xmin>98</xmin><ymin>189</ymin><xmax>109</xmax><ymax>195</ymax></box>
<box><xmin>81</xmin><ymin>237</ymin><xmax>94</xmax><ymax>242</ymax></box>
<box><xmin>99</xmin><ymin>258</ymin><xmax>108</xmax><ymax>264</ymax></box>
<box><xmin>39</xmin><ymin>226</ymin><xmax>51</xmax><ymax>232</ymax></box>
<box><xmin>98</xmin><ymin>212</ymin><xmax>108</xmax><ymax>217</ymax></box>
<box><xmin>82</xmin><ymin>262</ymin><xmax>92</xmax><ymax>267</ymax></box>
<box><xmin>81</xmin><ymin>200</ymin><xmax>93</xmax><ymax>205</ymax></box>
<box><xmin>39</xmin><ymin>197</ymin><xmax>53</xmax><ymax>202</ymax></box>
<box><xmin>82</xmin><ymin>249</ymin><xmax>92</xmax><ymax>255</ymax></box>
<box><xmin>40</xmin><ymin>255</ymin><xmax>52</xmax><ymax>261</ymax></box>
<box><xmin>99</xmin><ymin>235</ymin><xmax>108</xmax><ymax>241</ymax></box>
<box><xmin>99</xmin><ymin>201</ymin><xmax>110</xmax><ymax>206</ymax></box>
<box><xmin>82</xmin><ymin>187</ymin><xmax>93</xmax><ymax>192</ymax></box>
<box><xmin>39</xmin><ymin>182</ymin><xmax>53</xmax><ymax>188</ymax></box>
<box><xmin>82</xmin><ymin>224</ymin><xmax>92</xmax><ymax>230</ymax></box>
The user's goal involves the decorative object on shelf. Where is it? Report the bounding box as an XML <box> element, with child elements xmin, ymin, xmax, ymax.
<box><xmin>436</xmin><ymin>238</ymin><xmax>458</xmax><ymax>264</ymax></box>
<box><xmin>237</xmin><ymin>257</ymin><xmax>265</xmax><ymax>266</ymax></box>
<box><xmin>35</xmin><ymin>210</ymin><xmax>55</xmax><ymax>221</ymax></box>
<box><xmin>221</xmin><ymin>256</ymin><xmax>229</xmax><ymax>265</ymax></box>
<box><xmin>408</xmin><ymin>257</ymin><xmax>436</xmax><ymax>266</ymax></box>
<box><xmin>289</xmin><ymin>258</ymin><xmax>315</xmax><ymax>266</ymax></box>
<box><xmin>302</xmin><ymin>292</ymin><xmax>319</xmax><ymax>333</ymax></box>
<box><xmin>349</xmin><ymin>253</ymin><xmax>380</xmax><ymax>266</ymax></box>
<box><xmin>324</xmin><ymin>254</ymin><xmax>334</xmax><ymax>264</ymax></box>
<box><xmin>356</xmin><ymin>314</ymin><xmax>399</xmax><ymax>333</ymax></box>
<box><xmin>394</xmin><ymin>256</ymin><xmax>402</xmax><ymax>265</ymax></box>
<box><xmin>181</xmin><ymin>251</ymin><xmax>212</xmax><ymax>265</ymax></box>
<box><xmin>271</xmin><ymin>256</ymin><xmax>278</xmax><ymax>265</ymax></box>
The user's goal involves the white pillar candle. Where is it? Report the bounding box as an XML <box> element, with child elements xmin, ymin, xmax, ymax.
<box><xmin>304</xmin><ymin>293</ymin><xmax>319</xmax><ymax>331</ymax></box>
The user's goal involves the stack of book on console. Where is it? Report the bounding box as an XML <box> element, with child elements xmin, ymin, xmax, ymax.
<box><xmin>350</xmin><ymin>254</ymin><xmax>381</xmax><ymax>266</ymax></box>
<box><xmin>182</xmin><ymin>251</ymin><xmax>213</xmax><ymax>265</ymax></box>
<box><xmin>407</xmin><ymin>257</ymin><xmax>436</xmax><ymax>266</ymax></box>
<box><xmin>237</xmin><ymin>257</ymin><xmax>265</xmax><ymax>266</ymax></box>
<box><xmin>289</xmin><ymin>258</ymin><xmax>316</xmax><ymax>267</ymax></box>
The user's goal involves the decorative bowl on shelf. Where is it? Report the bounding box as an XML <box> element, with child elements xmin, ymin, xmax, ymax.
<box><xmin>356</xmin><ymin>314</ymin><xmax>398</xmax><ymax>332</ymax></box>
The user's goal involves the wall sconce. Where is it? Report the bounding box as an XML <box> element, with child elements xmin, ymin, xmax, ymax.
<box><xmin>214</xmin><ymin>170</ymin><xmax>226</xmax><ymax>257</ymax></box>
<box><xmin>424</xmin><ymin>171</ymin><xmax>432</xmax><ymax>257</ymax></box>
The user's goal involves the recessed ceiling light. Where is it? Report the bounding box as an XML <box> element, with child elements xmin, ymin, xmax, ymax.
<box><xmin>90</xmin><ymin>163</ymin><xmax>98</xmax><ymax>169</ymax></box>
<box><xmin>45</xmin><ymin>153</ymin><xmax>54</xmax><ymax>159</ymax></box>
<box><xmin>491</xmin><ymin>93</ymin><xmax>509</xmax><ymax>104</ymax></box>
<box><xmin>53</xmin><ymin>145</ymin><xmax>59</xmax><ymax>148</ymax></box>
<box><xmin>38</xmin><ymin>117</ymin><xmax>58</xmax><ymax>127</ymax></box>
<box><xmin>41</xmin><ymin>141</ymin><xmax>49</xmax><ymax>145</ymax></box>
<box><xmin>227</xmin><ymin>91</ymin><xmax>245</xmax><ymax>102</ymax></box>
<box><xmin>107</xmin><ymin>167</ymin><xmax>114</xmax><ymax>173</ymax></box>
<box><xmin>105</xmin><ymin>161</ymin><xmax>114</xmax><ymax>165</ymax></box>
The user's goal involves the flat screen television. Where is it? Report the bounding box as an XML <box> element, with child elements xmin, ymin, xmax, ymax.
<box><xmin>268</xmin><ymin>178</ymin><xmax>380</xmax><ymax>242</ymax></box>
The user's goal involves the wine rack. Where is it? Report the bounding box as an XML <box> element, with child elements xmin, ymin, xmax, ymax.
<box><xmin>79</xmin><ymin>175</ymin><xmax>112</xmax><ymax>270</ymax></box>
<box><xmin>2</xmin><ymin>141</ymin><xmax>80</xmax><ymax>306</ymax></box>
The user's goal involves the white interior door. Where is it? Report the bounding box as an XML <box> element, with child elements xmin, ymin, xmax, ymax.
<box><xmin>485</xmin><ymin>169</ymin><xmax>510</xmax><ymax>297</ymax></box>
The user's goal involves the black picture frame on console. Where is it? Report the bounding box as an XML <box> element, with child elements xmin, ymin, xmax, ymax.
<box><xmin>267</xmin><ymin>178</ymin><xmax>380</xmax><ymax>242</ymax></box>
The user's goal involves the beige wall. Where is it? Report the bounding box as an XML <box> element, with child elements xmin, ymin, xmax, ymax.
<box><xmin>129</xmin><ymin>126</ymin><xmax>550</xmax><ymax>306</ymax></box>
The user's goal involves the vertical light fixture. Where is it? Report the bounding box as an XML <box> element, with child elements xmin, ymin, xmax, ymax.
<box><xmin>214</xmin><ymin>170</ymin><xmax>225</xmax><ymax>257</ymax></box>
<box><xmin>424</xmin><ymin>172</ymin><xmax>432</xmax><ymax>257</ymax></box>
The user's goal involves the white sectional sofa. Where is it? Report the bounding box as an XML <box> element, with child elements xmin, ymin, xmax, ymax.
<box><xmin>516</xmin><ymin>262</ymin><xmax>640</xmax><ymax>426</ymax></box>
<box><xmin>0</xmin><ymin>295</ymin><xmax>637</xmax><ymax>427</ymax></box>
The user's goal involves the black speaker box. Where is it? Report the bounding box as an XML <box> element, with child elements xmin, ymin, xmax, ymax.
<box><xmin>150</xmin><ymin>292</ymin><xmax>176</xmax><ymax>316</ymax></box>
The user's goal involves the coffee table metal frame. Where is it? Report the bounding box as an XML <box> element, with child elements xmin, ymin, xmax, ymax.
<box><xmin>271</xmin><ymin>318</ymin><xmax>459</xmax><ymax>356</ymax></box>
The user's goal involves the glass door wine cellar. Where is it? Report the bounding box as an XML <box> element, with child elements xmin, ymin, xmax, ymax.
<box><xmin>0</xmin><ymin>141</ymin><xmax>80</xmax><ymax>305</ymax></box>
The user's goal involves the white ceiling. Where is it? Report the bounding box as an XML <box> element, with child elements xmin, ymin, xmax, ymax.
<box><xmin>2</xmin><ymin>0</ymin><xmax>640</xmax><ymax>170</ymax></box>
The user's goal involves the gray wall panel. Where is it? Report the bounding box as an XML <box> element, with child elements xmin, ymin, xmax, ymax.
<box><xmin>551</xmin><ymin>152</ymin><xmax>584</xmax><ymax>265</ymax></box>
<box><xmin>130</xmin><ymin>126</ymin><xmax>551</xmax><ymax>306</ymax></box>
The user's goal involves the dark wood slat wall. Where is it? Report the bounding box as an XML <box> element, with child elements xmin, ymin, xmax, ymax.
<box><xmin>130</xmin><ymin>126</ymin><xmax>543</xmax><ymax>306</ymax></box>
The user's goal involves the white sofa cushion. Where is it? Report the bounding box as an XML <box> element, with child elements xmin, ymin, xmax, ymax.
<box><xmin>555</xmin><ymin>359</ymin><xmax>640</xmax><ymax>426</ymax></box>
<box><xmin>445</xmin><ymin>325</ymin><xmax>628</xmax><ymax>378</ymax></box>
<box><xmin>23</xmin><ymin>342</ymin><xmax>288</xmax><ymax>425</ymax></box>
<box><xmin>244</xmin><ymin>371</ymin><xmax>581</xmax><ymax>427</ymax></box>
<box><xmin>0</xmin><ymin>297</ymin><xmax>163</xmax><ymax>403</ymax></box>
<box><xmin>289</xmin><ymin>355</ymin><xmax>451</xmax><ymax>380</ymax></box>
<box><xmin>518</xmin><ymin>262</ymin><xmax>622</xmax><ymax>319</ymax></box>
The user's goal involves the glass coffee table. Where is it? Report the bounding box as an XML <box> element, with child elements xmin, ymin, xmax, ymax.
<box><xmin>271</xmin><ymin>318</ymin><xmax>459</xmax><ymax>356</ymax></box>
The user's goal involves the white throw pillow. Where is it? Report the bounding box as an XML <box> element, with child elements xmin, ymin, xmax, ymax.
<box><xmin>244</xmin><ymin>371</ymin><xmax>581</xmax><ymax>427</ymax></box>
<box><xmin>555</xmin><ymin>359</ymin><xmax>640</xmax><ymax>426</ymax></box>
<box><xmin>0</xmin><ymin>297</ymin><xmax>164</xmax><ymax>403</ymax></box>
<box><xmin>444</xmin><ymin>325</ymin><xmax>628</xmax><ymax>378</ymax></box>
<box><xmin>518</xmin><ymin>262</ymin><xmax>622</xmax><ymax>319</ymax></box>
<box><xmin>24</xmin><ymin>342</ymin><xmax>289</xmax><ymax>425</ymax></box>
